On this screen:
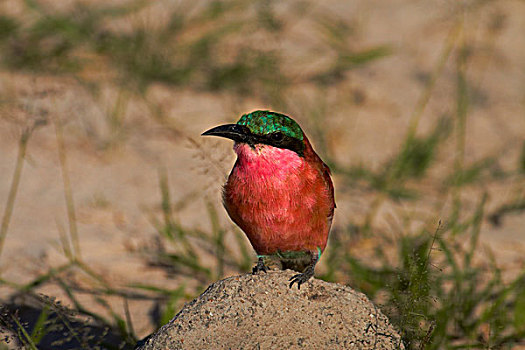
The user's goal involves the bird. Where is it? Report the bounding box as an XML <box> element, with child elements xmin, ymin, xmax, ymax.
<box><xmin>202</xmin><ymin>110</ymin><xmax>335</xmax><ymax>289</ymax></box>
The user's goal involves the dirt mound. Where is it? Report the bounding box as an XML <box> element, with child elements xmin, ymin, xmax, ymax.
<box><xmin>136</xmin><ymin>270</ymin><xmax>403</xmax><ymax>349</ymax></box>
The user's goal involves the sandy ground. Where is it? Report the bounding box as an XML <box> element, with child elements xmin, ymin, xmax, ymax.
<box><xmin>137</xmin><ymin>271</ymin><xmax>404</xmax><ymax>349</ymax></box>
<box><xmin>1</xmin><ymin>0</ymin><xmax>524</xmax><ymax>340</ymax></box>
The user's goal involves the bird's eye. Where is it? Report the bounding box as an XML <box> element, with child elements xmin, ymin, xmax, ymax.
<box><xmin>270</xmin><ymin>132</ymin><xmax>284</xmax><ymax>142</ymax></box>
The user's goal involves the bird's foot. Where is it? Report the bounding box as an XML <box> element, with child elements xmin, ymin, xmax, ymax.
<box><xmin>289</xmin><ymin>248</ymin><xmax>321</xmax><ymax>289</ymax></box>
<box><xmin>289</xmin><ymin>265</ymin><xmax>314</xmax><ymax>289</ymax></box>
<box><xmin>252</xmin><ymin>256</ymin><xmax>268</xmax><ymax>274</ymax></box>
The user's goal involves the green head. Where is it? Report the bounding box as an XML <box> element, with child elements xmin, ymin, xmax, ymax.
<box><xmin>237</xmin><ymin>111</ymin><xmax>304</xmax><ymax>141</ymax></box>
<box><xmin>202</xmin><ymin>110</ymin><xmax>306</xmax><ymax>156</ymax></box>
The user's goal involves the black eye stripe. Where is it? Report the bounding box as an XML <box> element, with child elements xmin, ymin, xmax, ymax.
<box><xmin>256</xmin><ymin>132</ymin><xmax>304</xmax><ymax>156</ymax></box>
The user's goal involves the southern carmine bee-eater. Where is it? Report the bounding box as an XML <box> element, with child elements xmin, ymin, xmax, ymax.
<box><xmin>202</xmin><ymin>110</ymin><xmax>335</xmax><ymax>289</ymax></box>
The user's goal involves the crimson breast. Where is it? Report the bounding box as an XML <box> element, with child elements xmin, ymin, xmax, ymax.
<box><xmin>222</xmin><ymin>142</ymin><xmax>334</xmax><ymax>255</ymax></box>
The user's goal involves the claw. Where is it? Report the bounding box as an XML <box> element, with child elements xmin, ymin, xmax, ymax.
<box><xmin>288</xmin><ymin>249</ymin><xmax>320</xmax><ymax>289</ymax></box>
<box><xmin>252</xmin><ymin>256</ymin><xmax>268</xmax><ymax>275</ymax></box>
<box><xmin>289</xmin><ymin>271</ymin><xmax>312</xmax><ymax>289</ymax></box>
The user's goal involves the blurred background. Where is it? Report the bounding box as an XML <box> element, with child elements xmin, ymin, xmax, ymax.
<box><xmin>0</xmin><ymin>0</ymin><xmax>524</xmax><ymax>348</ymax></box>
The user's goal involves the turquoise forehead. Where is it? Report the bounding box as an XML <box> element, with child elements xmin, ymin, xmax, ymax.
<box><xmin>236</xmin><ymin>111</ymin><xmax>304</xmax><ymax>140</ymax></box>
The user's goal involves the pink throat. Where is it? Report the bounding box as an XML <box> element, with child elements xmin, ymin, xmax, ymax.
<box><xmin>233</xmin><ymin>143</ymin><xmax>303</xmax><ymax>178</ymax></box>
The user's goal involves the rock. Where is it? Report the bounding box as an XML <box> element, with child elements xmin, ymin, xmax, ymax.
<box><xmin>136</xmin><ymin>270</ymin><xmax>403</xmax><ymax>349</ymax></box>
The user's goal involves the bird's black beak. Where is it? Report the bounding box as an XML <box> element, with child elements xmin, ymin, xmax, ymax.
<box><xmin>201</xmin><ymin>124</ymin><xmax>252</xmax><ymax>143</ymax></box>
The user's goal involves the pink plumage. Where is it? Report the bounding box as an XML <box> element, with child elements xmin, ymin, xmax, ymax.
<box><xmin>223</xmin><ymin>138</ymin><xmax>334</xmax><ymax>256</ymax></box>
